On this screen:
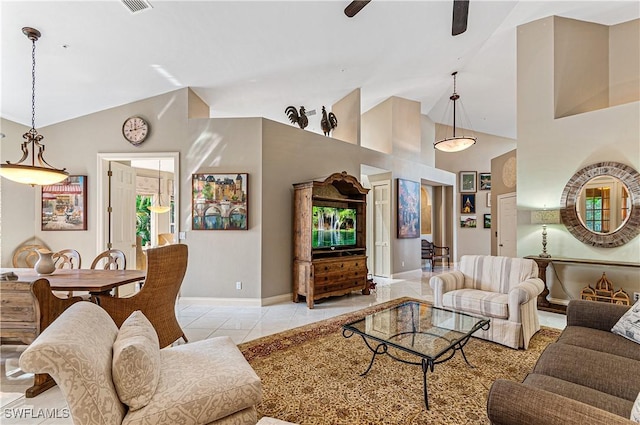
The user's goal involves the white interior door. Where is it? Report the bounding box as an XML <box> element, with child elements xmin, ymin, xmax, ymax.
<box><xmin>108</xmin><ymin>161</ymin><xmax>137</xmax><ymax>296</ymax></box>
<box><xmin>497</xmin><ymin>193</ymin><xmax>517</xmax><ymax>257</ymax></box>
<box><xmin>372</xmin><ymin>180</ymin><xmax>391</xmax><ymax>277</ymax></box>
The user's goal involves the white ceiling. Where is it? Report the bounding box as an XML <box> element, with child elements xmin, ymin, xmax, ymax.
<box><xmin>1</xmin><ymin>1</ymin><xmax>638</xmax><ymax>140</ymax></box>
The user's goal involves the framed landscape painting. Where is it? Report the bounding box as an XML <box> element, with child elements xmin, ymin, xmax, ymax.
<box><xmin>484</xmin><ymin>214</ymin><xmax>492</xmax><ymax>228</ymax></box>
<box><xmin>460</xmin><ymin>215</ymin><xmax>477</xmax><ymax>228</ymax></box>
<box><xmin>41</xmin><ymin>175</ymin><xmax>87</xmax><ymax>231</ymax></box>
<box><xmin>459</xmin><ymin>171</ymin><xmax>477</xmax><ymax>193</ymax></box>
<box><xmin>192</xmin><ymin>173</ymin><xmax>248</xmax><ymax>230</ymax></box>
<box><xmin>397</xmin><ymin>178</ymin><xmax>420</xmax><ymax>238</ymax></box>
<box><xmin>479</xmin><ymin>173</ymin><xmax>491</xmax><ymax>190</ymax></box>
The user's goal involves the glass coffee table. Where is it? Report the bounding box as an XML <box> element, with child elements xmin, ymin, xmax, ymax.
<box><xmin>342</xmin><ymin>300</ymin><xmax>490</xmax><ymax>409</ymax></box>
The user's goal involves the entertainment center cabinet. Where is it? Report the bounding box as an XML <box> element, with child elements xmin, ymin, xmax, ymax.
<box><xmin>293</xmin><ymin>171</ymin><xmax>370</xmax><ymax>308</ymax></box>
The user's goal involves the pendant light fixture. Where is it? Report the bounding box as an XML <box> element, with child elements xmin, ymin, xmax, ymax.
<box><xmin>148</xmin><ymin>160</ymin><xmax>170</xmax><ymax>214</ymax></box>
<box><xmin>434</xmin><ymin>71</ymin><xmax>477</xmax><ymax>153</ymax></box>
<box><xmin>0</xmin><ymin>27</ymin><xmax>68</xmax><ymax>186</ymax></box>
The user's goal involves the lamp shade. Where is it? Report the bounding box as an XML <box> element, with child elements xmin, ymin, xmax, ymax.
<box><xmin>148</xmin><ymin>205</ymin><xmax>170</xmax><ymax>214</ymax></box>
<box><xmin>0</xmin><ymin>164</ymin><xmax>68</xmax><ymax>186</ymax></box>
<box><xmin>434</xmin><ymin>136</ymin><xmax>477</xmax><ymax>153</ymax></box>
<box><xmin>531</xmin><ymin>210</ymin><xmax>560</xmax><ymax>225</ymax></box>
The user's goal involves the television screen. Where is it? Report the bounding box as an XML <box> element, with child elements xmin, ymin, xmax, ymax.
<box><xmin>312</xmin><ymin>206</ymin><xmax>357</xmax><ymax>248</ymax></box>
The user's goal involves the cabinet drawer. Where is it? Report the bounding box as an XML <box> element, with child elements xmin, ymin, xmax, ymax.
<box><xmin>314</xmin><ymin>259</ymin><xmax>365</xmax><ymax>274</ymax></box>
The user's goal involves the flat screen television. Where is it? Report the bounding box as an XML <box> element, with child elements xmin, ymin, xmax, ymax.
<box><xmin>312</xmin><ymin>206</ymin><xmax>357</xmax><ymax>249</ymax></box>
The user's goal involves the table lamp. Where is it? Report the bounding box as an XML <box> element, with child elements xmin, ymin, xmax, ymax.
<box><xmin>531</xmin><ymin>210</ymin><xmax>561</xmax><ymax>258</ymax></box>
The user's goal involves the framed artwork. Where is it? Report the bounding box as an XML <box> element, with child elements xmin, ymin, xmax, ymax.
<box><xmin>41</xmin><ymin>175</ymin><xmax>87</xmax><ymax>231</ymax></box>
<box><xmin>461</xmin><ymin>194</ymin><xmax>476</xmax><ymax>214</ymax></box>
<box><xmin>484</xmin><ymin>214</ymin><xmax>492</xmax><ymax>229</ymax></box>
<box><xmin>487</xmin><ymin>192</ymin><xmax>492</xmax><ymax>207</ymax></box>
<box><xmin>397</xmin><ymin>178</ymin><xmax>420</xmax><ymax>239</ymax></box>
<box><xmin>479</xmin><ymin>173</ymin><xmax>491</xmax><ymax>190</ymax></box>
<box><xmin>460</xmin><ymin>215</ymin><xmax>477</xmax><ymax>228</ymax></box>
<box><xmin>459</xmin><ymin>171</ymin><xmax>477</xmax><ymax>193</ymax></box>
<box><xmin>192</xmin><ymin>173</ymin><xmax>248</xmax><ymax>230</ymax></box>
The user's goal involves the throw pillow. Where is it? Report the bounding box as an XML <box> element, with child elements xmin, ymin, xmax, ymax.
<box><xmin>611</xmin><ymin>300</ymin><xmax>640</xmax><ymax>345</ymax></box>
<box><xmin>112</xmin><ymin>311</ymin><xmax>161</xmax><ymax>411</ymax></box>
<box><xmin>632</xmin><ymin>392</ymin><xmax>640</xmax><ymax>423</ymax></box>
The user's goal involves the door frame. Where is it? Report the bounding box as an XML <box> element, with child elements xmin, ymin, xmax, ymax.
<box><xmin>96</xmin><ymin>152</ymin><xmax>180</xmax><ymax>255</ymax></box>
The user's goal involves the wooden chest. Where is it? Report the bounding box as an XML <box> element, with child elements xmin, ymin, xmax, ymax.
<box><xmin>1</xmin><ymin>281</ymin><xmax>39</xmax><ymax>344</ymax></box>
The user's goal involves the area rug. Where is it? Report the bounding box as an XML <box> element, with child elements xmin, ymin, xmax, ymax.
<box><xmin>238</xmin><ymin>297</ymin><xmax>561</xmax><ymax>425</ymax></box>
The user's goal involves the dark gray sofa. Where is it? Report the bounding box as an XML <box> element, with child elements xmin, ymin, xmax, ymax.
<box><xmin>487</xmin><ymin>299</ymin><xmax>639</xmax><ymax>425</ymax></box>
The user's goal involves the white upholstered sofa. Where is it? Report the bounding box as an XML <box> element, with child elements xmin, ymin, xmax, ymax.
<box><xmin>19</xmin><ymin>302</ymin><xmax>263</xmax><ymax>425</ymax></box>
<box><xmin>429</xmin><ymin>255</ymin><xmax>545</xmax><ymax>349</ymax></box>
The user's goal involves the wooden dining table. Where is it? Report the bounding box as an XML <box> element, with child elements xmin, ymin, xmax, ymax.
<box><xmin>0</xmin><ymin>267</ymin><xmax>146</xmax><ymax>398</ymax></box>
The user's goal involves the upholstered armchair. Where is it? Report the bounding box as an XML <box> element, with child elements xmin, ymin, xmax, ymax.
<box><xmin>429</xmin><ymin>255</ymin><xmax>544</xmax><ymax>349</ymax></box>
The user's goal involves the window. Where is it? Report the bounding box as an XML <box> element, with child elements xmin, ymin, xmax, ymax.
<box><xmin>584</xmin><ymin>187</ymin><xmax>610</xmax><ymax>233</ymax></box>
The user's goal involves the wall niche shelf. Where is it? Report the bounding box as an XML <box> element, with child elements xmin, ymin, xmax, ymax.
<box><xmin>293</xmin><ymin>171</ymin><xmax>370</xmax><ymax>308</ymax></box>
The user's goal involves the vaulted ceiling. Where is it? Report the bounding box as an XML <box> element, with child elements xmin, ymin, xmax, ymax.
<box><xmin>1</xmin><ymin>1</ymin><xmax>638</xmax><ymax>139</ymax></box>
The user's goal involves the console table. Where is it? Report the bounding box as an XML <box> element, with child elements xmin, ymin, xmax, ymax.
<box><xmin>525</xmin><ymin>256</ymin><xmax>640</xmax><ymax>314</ymax></box>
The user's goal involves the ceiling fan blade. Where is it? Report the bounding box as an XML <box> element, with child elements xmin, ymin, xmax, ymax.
<box><xmin>344</xmin><ymin>0</ymin><xmax>371</xmax><ymax>18</ymax></box>
<box><xmin>452</xmin><ymin>0</ymin><xmax>469</xmax><ymax>36</ymax></box>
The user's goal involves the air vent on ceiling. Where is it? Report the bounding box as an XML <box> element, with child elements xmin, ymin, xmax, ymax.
<box><xmin>121</xmin><ymin>0</ymin><xmax>153</xmax><ymax>14</ymax></box>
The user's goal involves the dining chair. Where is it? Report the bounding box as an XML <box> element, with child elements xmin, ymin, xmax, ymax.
<box><xmin>53</xmin><ymin>249</ymin><xmax>82</xmax><ymax>269</ymax></box>
<box><xmin>12</xmin><ymin>244</ymin><xmax>48</xmax><ymax>268</ymax></box>
<box><xmin>53</xmin><ymin>249</ymin><xmax>82</xmax><ymax>297</ymax></box>
<box><xmin>90</xmin><ymin>249</ymin><xmax>126</xmax><ymax>270</ymax></box>
<box><xmin>94</xmin><ymin>244</ymin><xmax>189</xmax><ymax>348</ymax></box>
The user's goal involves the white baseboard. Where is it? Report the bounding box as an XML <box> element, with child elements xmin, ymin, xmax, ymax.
<box><xmin>179</xmin><ymin>293</ymin><xmax>293</xmax><ymax>307</ymax></box>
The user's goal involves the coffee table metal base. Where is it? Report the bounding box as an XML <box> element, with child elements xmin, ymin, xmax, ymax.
<box><xmin>343</xmin><ymin>325</ymin><xmax>489</xmax><ymax>410</ymax></box>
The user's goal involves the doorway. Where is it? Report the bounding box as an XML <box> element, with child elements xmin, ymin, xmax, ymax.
<box><xmin>96</xmin><ymin>152</ymin><xmax>180</xmax><ymax>269</ymax></box>
<box><xmin>497</xmin><ymin>192</ymin><xmax>517</xmax><ymax>257</ymax></box>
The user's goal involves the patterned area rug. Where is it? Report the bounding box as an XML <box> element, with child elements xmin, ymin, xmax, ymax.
<box><xmin>238</xmin><ymin>297</ymin><xmax>561</xmax><ymax>425</ymax></box>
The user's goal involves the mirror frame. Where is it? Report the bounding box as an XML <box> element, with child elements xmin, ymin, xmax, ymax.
<box><xmin>560</xmin><ymin>161</ymin><xmax>640</xmax><ymax>247</ymax></box>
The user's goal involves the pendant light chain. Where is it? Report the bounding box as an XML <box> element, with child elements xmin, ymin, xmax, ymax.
<box><xmin>31</xmin><ymin>37</ymin><xmax>36</xmax><ymax>131</ymax></box>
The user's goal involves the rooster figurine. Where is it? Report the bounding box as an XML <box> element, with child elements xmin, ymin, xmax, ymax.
<box><xmin>320</xmin><ymin>106</ymin><xmax>338</xmax><ymax>136</ymax></box>
<box><xmin>285</xmin><ymin>106</ymin><xmax>309</xmax><ymax>129</ymax></box>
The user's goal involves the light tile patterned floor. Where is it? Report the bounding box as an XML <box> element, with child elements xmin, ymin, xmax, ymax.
<box><xmin>0</xmin><ymin>270</ymin><xmax>566</xmax><ymax>424</ymax></box>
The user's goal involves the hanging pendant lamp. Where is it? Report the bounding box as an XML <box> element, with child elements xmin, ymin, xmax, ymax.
<box><xmin>148</xmin><ymin>160</ymin><xmax>170</xmax><ymax>214</ymax></box>
<box><xmin>0</xmin><ymin>27</ymin><xmax>68</xmax><ymax>186</ymax></box>
<box><xmin>434</xmin><ymin>71</ymin><xmax>477</xmax><ymax>153</ymax></box>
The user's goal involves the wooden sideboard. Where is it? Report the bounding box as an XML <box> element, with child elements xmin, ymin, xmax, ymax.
<box><xmin>525</xmin><ymin>255</ymin><xmax>640</xmax><ymax>314</ymax></box>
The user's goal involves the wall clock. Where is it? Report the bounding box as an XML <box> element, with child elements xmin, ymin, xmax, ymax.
<box><xmin>122</xmin><ymin>116</ymin><xmax>149</xmax><ymax>146</ymax></box>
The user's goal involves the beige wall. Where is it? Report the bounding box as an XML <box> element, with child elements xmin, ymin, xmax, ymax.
<box><xmin>331</xmin><ymin>88</ymin><xmax>360</xmax><ymax>145</ymax></box>
<box><xmin>435</xmin><ymin>125</ymin><xmax>516</xmax><ymax>261</ymax></box>
<box><xmin>1</xmin><ymin>89</ymin><xmax>456</xmax><ymax>302</ymax></box>
<box><xmin>609</xmin><ymin>19</ymin><xmax>640</xmax><ymax>106</ymax></box>
<box><xmin>553</xmin><ymin>17</ymin><xmax>609</xmax><ymax>118</ymax></box>
<box><xmin>517</xmin><ymin>16</ymin><xmax>640</xmax><ymax>302</ymax></box>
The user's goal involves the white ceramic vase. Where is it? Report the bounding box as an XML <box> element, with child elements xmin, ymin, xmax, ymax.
<box><xmin>34</xmin><ymin>249</ymin><xmax>56</xmax><ymax>275</ymax></box>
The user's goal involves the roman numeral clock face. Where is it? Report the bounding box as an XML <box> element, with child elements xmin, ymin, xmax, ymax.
<box><xmin>122</xmin><ymin>116</ymin><xmax>149</xmax><ymax>146</ymax></box>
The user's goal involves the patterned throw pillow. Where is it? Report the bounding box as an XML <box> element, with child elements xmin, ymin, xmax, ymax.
<box><xmin>611</xmin><ymin>300</ymin><xmax>640</xmax><ymax>345</ymax></box>
<box><xmin>632</xmin><ymin>392</ymin><xmax>640</xmax><ymax>423</ymax></box>
<box><xmin>112</xmin><ymin>311</ymin><xmax>161</xmax><ymax>410</ymax></box>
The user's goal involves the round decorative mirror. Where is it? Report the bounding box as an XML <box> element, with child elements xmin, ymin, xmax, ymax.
<box><xmin>560</xmin><ymin>161</ymin><xmax>640</xmax><ymax>247</ymax></box>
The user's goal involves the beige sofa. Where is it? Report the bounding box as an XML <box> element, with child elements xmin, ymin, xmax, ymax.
<box><xmin>19</xmin><ymin>301</ymin><xmax>263</xmax><ymax>425</ymax></box>
<box><xmin>487</xmin><ymin>300</ymin><xmax>639</xmax><ymax>425</ymax></box>
<box><xmin>430</xmin><ymin>255</ymin><xmax>544</xmax><ymax>349</ymax></box>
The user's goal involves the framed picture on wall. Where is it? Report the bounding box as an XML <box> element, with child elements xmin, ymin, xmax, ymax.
<box><xmin>192</xmin><ymin>173</ymin><xmax>248</xmax><ymax>230</ymax></box>
<box><xmin>41</xmin><ymin>175</ymin><xmax>87</xmax><ymax>231</ymax></box>
<box><xmin>484</xmin><ymin>214</ymin><xmax>491</xmax><ymax>229</ymax></box>
<box><xmin>460</xmin><ymin>215</ymin><xmax>477</xmax><ymax>228</ymax></box>
<box><xmin>397</xmin><ymin>178</ymin><xmax>420</xmax><ymax>239</ymax></box>
<box><xmin>479</xmin><ymin>173</ymin><xmax>491</xmax><ymax>190</ymax></box>
<box><xmin>461</xmin><ymin>193</ymin><xmax>476</xmax><ymax>214</ymax></box>
<box><xmin>459</xmin><ymin>171</ymin><xmax>477</xmax><ymax>193</ymax></box>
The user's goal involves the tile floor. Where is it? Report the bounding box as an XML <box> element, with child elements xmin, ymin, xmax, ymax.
<box><xmin>1</xmin><ymin>269</ymin><xmax>567</xmax><ymax>424</ymax></box>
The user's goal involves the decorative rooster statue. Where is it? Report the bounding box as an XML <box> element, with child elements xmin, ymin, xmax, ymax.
<box><xmin>320</xmin><ymin>106</ymin><xmax>338</xmax><ymax>136</ymax></box>
<box><xmin>285</xmin><ymin>106</ymin><xmax>309</xmax><ymax>129</ymax></box>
